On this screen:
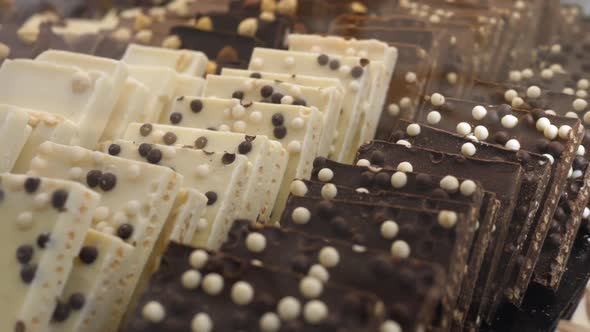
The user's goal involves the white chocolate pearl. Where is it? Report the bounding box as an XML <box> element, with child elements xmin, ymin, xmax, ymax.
<box><xmin>308</xmin><ymin>264</ymin><xmax>329</xmax><ymax>282</ymax></box>
<box><xmin>574</xmin><ymin>99</ymin><xmax>588</xmax><ymax>112</ymax></box>
<box><xmin>189</xmin><ymin>250</ymin><xmax>208</xmax><ymax>269</ymax></box>
<box><xmin>431</xmin><ymin>93</ymin><xmax>445</xmax><ymax>106</ymax></box>
<box><xmin>381</xmin><ymin>220</ymin><xmax>399</xmax><ymax>239</ymax></box>
<box><xmin>388</xmin><ymin>104</ymin><xmax>400</xmax><ymax>116</ymax></box>
<box><xmin>281</xmin><ymin>95</ymin><xmax>294</xmax><ymax>105</ymax></box>
<box><xmin>246</xmin><ymin>232</ymin><xmax>267</xmax><ymax>253</ymax></box>
<box><xmin>339</xmin><ymin>65</ymin><xmax>351</xmax><ymax>76</ymax></box>
<box><xmin>578</xmin><ymin>90</ymin><xmax>588</xmax><ymax>98</ymax></box>
<box><xmin>284</xmin><ymin>56</ymin><xmax>295</xmax><ymax>67</ymax></box>
<box><xmin>440</xmin><ymin>175</ymin><xmax>459</xmax><ymax>193</ymax></box>
<box><xmin>396</xmin><ymin>139</ymin><xmax>412</xmax><ymax>148</ymax></box>
<box><xmin>585</xmin><ymin>112</ymin><xmax>590</xmax><ymax>125</ymax></box>
<box><xmin>191</xmin><ymin>313</ymin><xmax>213</xmax><ymax>332</ymax></box>
<box><xmin>501</xmin><ymin>115</ymin><xmax>518</xmax><ymax>129</ymax></box>
<box><xmin>584</xmin><ymin>207</ymin><xmax>590</xmax><ymax>219</ymax></box>
<box><xmin>291</xmin><ymin>117</ymin><xmax>305</xmax><ymax>129</ymax></box>
<box><xmin>390</xmin><ymin>172</ymin><xmax>408</xmax><ymax>189</ymax></box>
<box><xmin>427</xmin><ymin>111</ymin><xmax>441</xmax><ymax>124</ymax></box>
<box><xmin>456</xmin><ymin>122</ymin><xmax>472</xmax><ymax>136</ymax></box>
<box><xmin>202</xmin><ymin>273</ymin><xmax>224</xmax><ymax>295</ymax></box>
<box><xmin>142</xmin><ymin>301</ymin><xmax>165</xmax><ymax>322</ymax></box>
<box><xmin>526</xmin><ymin>85</ymin><xmax>541</xmax><ymax>98</ymax></box>
<box><xmin>249</xmin><ymin>111</ymin><xmax>263</xmax><ymax>123</ymax></box>
<box><xmin>381</xmin><ymin>320</ymin><xmax>402</xmax><ymax>332</ymax></box>
<box><xmin>260</xmin><ymin>312</ymin><xmax>281</xmax><ymax>332</ymax></box>
<box><xmin>541</xmin><ymin>68</ymin><xmax>553</xmax><ymax>80</ymax></box>
<box><xmin>321</xmin><ymin>184</ymin><xmax>338</xmax><ymax>199</ymax></box>
<box><xmin>405</xmin><ymin>72</ymin><xmax>417</xmax><ymax>83</ymax></box>
<box><xmin>277</xmin><ymin>297</ymin><xmax>301</xmax><ymax>320</ymax></box>
<box><xmin>287</xmin><ymin>141</ymin><xmax>301</xmax><ymax>154</ymax></box>
<box><xmin>16</xmin><ymin>212</ymin><xmax>33</xmax><ymax>230</ymax></box>
<box><xmin>504</xmin><ymin>89</ymin><xmax>518</xmax><ymax>102</ymax></box>
<box><xmin>292</xmin><ymin>207</ymin><xmax>311</xmax><ymax>224</ymax></box>
<box><xmin>356</xmin><ymin>159</ymin><xmax>371</xmax><ymax>167</ymax></box>
<box><xmin>300</xmin><ymin>276</ymin><xmax>323</xmax><ymax>298</ymax></box>
<box><xmin>231</xmin><ymin>104</ymin><xmax>246</xmax><ymax>118</ymax></box>
<box><xmin>564</xmin><ymin>88</ymin><xmax>575</xmax><ymax>95</ymax></box>
<box><xmin>195</xmin><ymin>164</ymin><xmax>210</xmax><ymax>177</ymax></box>
<box><xmin>391</xmin><ymin>240</ymin><xmax>410</xmax><ymax>258</ymax></box>
<box><xmin>578</xmin><ymin>79</ymin><xmax>590</xmax><ymax>90</ymax></box>
<box><xmin>233</xmin><ymin>120</ymin><xmax>247</xmax><ymax>133</ymax></box>
<box><xmin>438</xmin><ymin>210</ymin><xmax>458</xmax><ymax>228</ymax></box>
<box><xmin>231</xmin><ymin>281</ymin><xmax>254</xmax><ymax>305</ymax></box>
<box><xmin>319</xmin><ymin>247</ymin><xmax>340</xmax><ymax>267</ymax></box>
<box><xmin>396</xmin><ymin>162</ymin><xmax>413</xmax><ymax>173</ymax></box>
<box><xmin>544</xmin><ymin>125</ymin><xmax>558</xmax><ymax>140</ymax></box>
<box><xmin>559</xmin><ymin>125</ymin><xmax>572</xmax><ymax>139</ymax></box>
<box><xmin>406</xmin><ymin>124</ymin><xmax>421</xmax><ymax>136</ymax></box>
<box><xmin>461</xmin><ymin>142</ymin><xmax>476</xmax><ymax>156</ymax></box>
<box><xmin>472</xmin><ymin>105</ymin><xmax>487</xmax><ymax>120</ymax></box>
<box><xmin>400</xmin><ymin>97</ymin><xmax>412</xmax><ymax>109</ymax></box>
<box><xmin>33</xmin><ymin>193</ymin><xmax>49</xmax><ymax>209</ymax></box>
<box><xmin>474</xmin><ymin>126</ymin><xmax>489</xmax><ymax>140</ymax></box>
<box><xmin>182</xmin><ymin>270</ymin><xmax>202</xmax><ymax>289</ymax></box>
<box><xmin>545</xmin><ymin>110</ymin><xmax>557</xmax><ymax>116</ymax></box>
<box><xmin>512</xmin><ymin>97</ymin><xmax>524</xmax><ymax>108</ymax></box>
<box><xmin>505</xmin><ymin>139</ymin><xmax>521</xmax><ymax>151</ymax></box>
<box><xmin>318</xmin><ymin>168</ymin><xmax>334</xmax><ymax>182</ymax></box>
<box><xmin>578</xmin><ymin>145</ymin><xmax>586</xmax><ymax>156</ymax></box>
<box><xmin>290</xmin><ymin>180</ymin><xmax>308</xmax><ymax>196</ymax></box>
<box><xmin>303</xmin><ymin>300</ymin><xmax>328</xmax><ymax>324</ymax></box>
<box><xmin>543</xmin><ymin>154</ymin><xmax>555</xmax><ymax>165</ymax></box>
<box><xmin>536</xmin><ymin>117</ymin><xmax>550</xmax><ymax>131</ymax></box>
<box><xmin>522</xmin><ymin>68</ymin><xmax>533</xmax><ymax>79</ymax></box>
<box><xmin>565</xmin><ymin>112</ymin><xmax>578</xmax><ymax>118</ymax></box>
<box><xmin>509</xmin><ymin>71</ymin><xmax>522</xmax><ymax>82</ymax></box>
<box><xmin>460</xmin><ymin>180</ymin><xmax>477</xmax><ymax>196</ymax></box>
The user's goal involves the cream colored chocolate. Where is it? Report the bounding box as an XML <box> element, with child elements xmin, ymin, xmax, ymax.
<box><xmin>123</xmin><ymin>123</ymin><xmax>286</xmax><ymax>222</ymax></box>
<box><xmin>0</xmin><ymin>174</ymin><xmax>100</xmax><ymax>332</ymax></box>
<box><xmin>0</xmin><ymin>106</ymin><xmax>31</xmax><ymax>172</ymax></box>
<box><xmin>127</xmin><ymin>65</ymin><xmax>178</xmax><ymax>122</ymax></box>
<box><xmin>0</xmin><ymin>60</ymin><xmax>115</xmax><ymax>148</ymax></box>
<box><xmin>163</xmin><ymin>96</ymin><xmax>323</xmax><ymax>221</ymax></box>
<box><xmin>203</xmin><ymin>75</ymin><xmax>339</xmax><ymax>157</ymax></box>
<box><xmin>101</xmin><ymin>78</ymin><xmax>149</xmax><ymax>141</ymax></box>
<box><xmin>107</xmin><ymin>139</ymin><xmax>249</xmax><ymax>249</ymax></box>
<box><xmin>122</xmin><ymin>43</ymin><xmax>208</xmax><ymax>77</ymax></box>
<box><xmin>288</xmin><ymin>34</ymin><xmax>397</xmax><ymax>150</ymax></box>
<box><xmin>249</xmin><ymin>48</ymin><xmax>371</xmax><ymax>162</ymax></box>
<box><xmin>167</xmin><ymin>188</ymin><xmax>208</xmax><ymax>244</ymax></box>
<box><xmin>28</xmin><ymin>142</ymin><xmax>182</xmax><ymax>330</ymax></box>
<box><xmin>174</xmin><ymin>74</ymin><xmax>205</xmax><ymax>99</ymax></box>
<box><xmin>48</xmin><ymin>230</ymin><xmax>133</xmax><ymax>332</ymax></box>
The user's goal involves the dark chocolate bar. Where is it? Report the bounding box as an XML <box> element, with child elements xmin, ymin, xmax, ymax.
<box><xmin>221</xmin><ymin>220</ymin><xmax>446</xmax><ymax>331</ymax></box>
<box><xmin>124</xmin><ymin>242</ymin><xmax>384</xmax><ymax>331</ymax></box>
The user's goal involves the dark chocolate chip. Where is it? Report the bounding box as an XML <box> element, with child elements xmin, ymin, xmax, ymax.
<box><xmin>20</xmin><ymin>264</ymin><xmax>36</xmax><ymax>284</ymax></box>
<box><xmin>493</xmin><ymin>131</ymin><xmax>509</xmax><ymax>145</ymax></box>
<box><xmin>190</xmin><ymin>99</ymin><xmax>204</xmax><ymax>113</ymax></box>
<box><xmin>238</xmin><ymin>141</ymin><xmax>252</xmax><ymax>154</ymax></box>
<box><xmin>369</xmin><ymin>151</ymin><xmax>385</xmax><ymax>166</ymax></box>
<box><xmin>52</xmin><ymin>190</ymin><xmax>69</xmax><ymax>210</ymax></box>
<box><xmin>232</xmin><ymin>91</ymin><xmax>244</xmax><ymax>100</ymax></box>
<box><xmin>317</xmin><ymin>200</ymin><xmax>335</xmax><ymax>219</ymax></box>
<box><xmin>117</xmin><ymin>224</ymin><xmax>134</xmax><ymax>240</ymax></box>
<box><xmin>260</xmin><ymin>85</ymin><xmax>274</xmax><ymax>98</ymax></box>
<box><xmin>99</xmin><ymin>173</ymin><xmax>117</xmax><ymax>191</ymax></box>
<box><xmin>374</xmin><ymin>172</ymin><xmax>390</xmax><ymax>189</ymax></box>
<box><xmin>205</xmin><ymin>191</ymin><xmax>218</xmax><ymax>205</ymax></box>
<box><xmin>86</xmin><ymin>170</ymin><xmax>102</xmax><ymax>188</ymax></box>
<box><xmin>195</xmin><ymin>136</ymin><xmax>208</xmax><ymax>149</ymax></box>
<box><xmin>292</xmin><ymin>98</ymin><xmax>307</xmax><ymax>106</ymax></box>
<box><xmin>271</xmin><ymin>113</ymin><xmax>284</xmax><ymax>126</ymax></box>
<box><xmin>416</xmin><ymin>173</ymin><xmax>434</xmax><ymax>189</ymax></box>
<box><xmin>108</xmin><ymin>144</ymin><xmax>121</xmax><ymax>156</ymax></box>
<box><xmin>536</xmin><ymin>138</ymin><xmax>550</xmax><ymax>153</ymax></box>
<box><xmin>548</xmin><ymin>141</ymin><xmax>565</xmax><ymax>158</ymax></box>
<box><xmin>351</xmin><ymin>66</ymin><xmax>363</xmax><ymax>78</ymax></box>
<box><xmin>37</xmin><ymin>233</ymin><xmax>50</xmax><ymax>249</ymax></box>
<box><xmin>169</xmin><ymin>112</ymin><xmax>183</xmax><ymax>124</ymax></box>
<box><xmin>24</xmin><ymin>178</ymin><xmax>41</xmax><ymax>193</ymax></box>
<box><xmin>329</xmin><ymin>59</ymin><xmax>340</xmax><ymax>70</ymax></box>
<box><xmin>359</xmin><ymin>171</ymin><xmax>375</xmax><ymax>187</ymax></box>
<box><xmin>79</xmin><ymin>246</ymin><xmax>98</xmax><ymax>264</ymax></box>
<box><xmin>139</xmin><ymin>123</ymin><xmax>153</xmax><ymax>137</ymax></box>
<box><xmin>273</xmin><ymin>126</ymin><xmax>287</xmax><ymax>139</ymax></box>
<box><xmin>291</xmin><ymin>255</ymin><xmax>310</xmax><ymax>274</ymax></box>
<box><xmin>497</xmin><ymin>104</ymin><xmax>512</xmax><ymax>118</ymax></box>
<box><xmin>574</xmin><ymin>156</ymin><xmax>588</xmax><ymax>170</ymax></box>
<box><xmin>249</xmin><ymin>72</ymin><xmax>262</xmax><ymax>79</ymax></box>
<box><xmin>313</xmin><ymin>157</ymin><xmax>327</xmax><ymax>169</ymax></box>
<box><xmin>431</xmin><ymin>188</ymin><xmax>449</xmax><ymax>199</ymax></box>
<box><xmin>138</xmin><ymin>143</ymin><xmax>152</xmax><ymax>157</ymax></box>
<box><xmin>52</xmin><ymin>301</ymin><xmax>70</xmax><ymax>322</ymax></box>
<box><xmin>146</xmin><ymin>149</ymin><xmax>163</xmax><ymax>164</ymax></box>
<box><xmin>163</xmin><ymin>132</ymin><xmax>177</xmax><ymax>145</ymax></box>
<box><xmin>317</xmin><ymin>54</ymin><xmax>329</xmax><ymax>66</ymax></box>
<box><xmin>69</xmin><ymin>293</ymin><xmax>85</xmax><ymax>310</ymax></box>
<box><xmin>330</xmin><ymin>216</ymin><xmax>351</xmax><ymax>236</ymax></box>
<box><xmin>16</xmin><ymin>245</ymin><xmax>34</xmax><ymax>264</ymax></box>
<box><xmin>222</xmin><ymin>153</ymin><xmax>236</xmax><ymax>164</ymax></box>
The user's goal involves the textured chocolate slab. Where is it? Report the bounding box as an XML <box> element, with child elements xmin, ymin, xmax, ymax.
<box><xmin>389</xmin><ymin>120</ymin><xmax>551</xmax><ymax>309</ymax></box>
<box><xmin>123</xmin><ymin>242</ymin><xmax>384</xmax><ymax>331</ymax></box>
<box><xmin>281</xmin><ymin>196</ymin><xmax>473</xmax><ymax>329</ymax></box>
<box><xmin>222</xmin><ymin>220</ymin><xmax>445</xmax><ymax>331</ymax></box>
<box><xmin>356</xmin><ymin>141</ymin><xmax>523</xmax><ymax>326</ymax></box>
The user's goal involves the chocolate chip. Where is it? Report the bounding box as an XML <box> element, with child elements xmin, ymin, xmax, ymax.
<box><xmin>536</xmin><ymin>138</ymin><xmax>550</xmax><ymax>153</ymax></box>
<box><xmin>16</xmin><ymin>245</ymin><xmax>34</xmax><ymax>264</ymax></box>
<box><xmin>313</xmin><ymin>157</ymin><xmax>327</xmax><ymax>169</ymax></box>
<box><xmin>79</xmin><ymin>246</ymin><xmax>98</xmax><ymax>264</ymax></box>
<box><xmin>497</xmin><ymin>104</ymin><xmax>512</xmax><ymax>118</ymax></box>
<box><xmin>146</xmin><ymin>149</ymin><xmax>162</xmax><ymax>164</ymax></box>
<box><xmin>99</xmin><ymin>173</ymin><xmax>117</xmax><ymax>191</ymax></box>
<box><xmin>574</xmin><ymin>156</ymin><xmax>588</xmax><ymax>170</ymax></box>
<box><xmin>24</xmin><ymin>177</ymin><xmax>41</xmax><ymax>193</ymax></box>
<box><xmin>317</xmin><ymin>200</ymin><xmax>335</xmax><ymax>219</ymax></box>
<box><xmin>330</xmin><ymin>216</ymin><xmax>351</xmax><ymax>236</ymax></box>
<box><xmin>222</xmin><ymin>153</ymin><xmax>236</xmax><ymax>164</ymax></box>
<box><xmin>108</xmin><ymin>144</ymin><xmax>121</xmax><ymax>156</ymax></box>
<box><xmin>52</xmin><ymin>190</ymin><xmax>69</xmax><ymax>210</ymax></box>
<box><xmin>416</xmin><ymin>173</ymin><xmax>434</xmax><ymax>189</ymax></box>
<box><xmin>169</xmin><ymin>112</ymin><xmax>183</xmax><ymax>124</ymax></box>
<box><xmin>260</xmin><ymin>85</ymin><xmax>274</xmax><ymax>98</ymax></box>
<box><xmin>273</xmin><ymin>126</ymin><xmax>287</xmax><ymax>139</ymax></box>
<box><xmin>238</xmin><ymin>141</ymin><xmax>252</xmax><ymax>154</ymax></box>
<box><xmin>69</xmin><ymin>293</ymin><xmax>85</xmax><ymax>310</ymax></box>
<box><xmin>139</xmin><ymin>123</ymin><xmax>153</xmax><ymax>137</ymax></box>
<box><xmin>359</xmin><ymin>171</ymin><xmax>375</xmax><ymax>187</ymax></box>
<box><xmin>516</xmin><ymin>150</ymin><xmax>531</xmax><ymax>163</ymax></box>
<box><xmin>205</xmin><ymin>191</ymin><xmax>218</xmax><ymax>205</ymax></box>
<box><xmin>190</xmin><ymin>99</ymin><xmax>203</xmax><ymax>113</ymax></box>
<box><xmin>291</xmin><ymin>255</ymin><xmax>310</xmax><ymax>274</ymax></box>
<box><xmin>249</xmin><ymin>72</ymin><xmax>262</xmax><ymax>79</ymax></box>
<box><xmin>20</xmin><ymin>264</ymin><xmax>36</xmax><ymax>283</ymax></box>
<box><xmin>271</xmin><ymin>113</ymin><xmax>284</xmax><ymax>126</ymax></box>
<box><xmin>292</xmin><ymin>98</ymin><xmax>307</xmax><ymax>106</ymax></box>
<box><xmin>548</xmin><ymin>141</ymin><xmax>565</xmax><ymax>158</ymax></box>
<box><xmin>163</xmin><ymin>132</ymin><xmax>177</xmax><ymax>145</ymax></box>
<box><xmin>52</xmin><ymin>301</ymin><xmax>70</xmax><ymax>322</ymax></box>
<box><xmin>493</xmin><ymin>131</ymin><xmax>509</xmax><ymax>145</ymax></box>
<box><xmin>374</xmin><ymin>172</ymin><xmax>390</xmax><ymax>189</ymax></box>
<box><xmin>138</xmin><ymin>143</ymin><xmax>152</xmax><ymax>157</ymax></box>
<box><xmin>232</xmin><ymin>91</ymin><xmax>244</xmax><ymax>100</ymax></box>
<box><xmin>317</xmin><ymin>54</ymin><xmax>329</xmax><ymax>66</ymax></box>
<box><xmin>360</xmin><ymin>58</ymin><xmax>370</xmax><ymax>67</ymax></box>
<box><xmin>271</xmin><ymin>92</ymin><xmax>284</xmax><ymax>104</ymax></box>
<box><xmin>86</xmin><ymin>170</ymin><xmax>102</xmax><ymax>188</ymax></box>
<box><xmin>37</xmin><ymin>233</ymin><xmax>50</xmax><ymax>249</ymax></box>
<box><xmin>117</xmin><ymin>224</ymin><xmax>134</xmax><ymax>240</ymax></box>
<box><xmin>351</xmin><ymin>66</ymin><xmax>364</xmax><ymax>78</ymax></box>
<box><xmin>14</xmin><ymin>321</ymin><xmax>25</xmax><ymax>332</ymax></box>
<box><xmin>195</xmin><ymin>136</ymin><xmax>208</xmax><ymax>149</ymax></box>
<box><xmin>369</xmin><ymin>151</ymin><xmax>385</xmax><ymax>166</ymax></box>
<box><xmin>431</xmin><ymin>188</ymin><xmax>449</xmax><ymax>199</ymax></box>
<box><xmin>329</xmin><ymin>59</ymin><xmax>340</xmax><ymax>70</ymax></box>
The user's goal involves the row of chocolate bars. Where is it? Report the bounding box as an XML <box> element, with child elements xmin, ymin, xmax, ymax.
<box><xmin>1</xmin><ymin>0</ymin><xmax>590</xmax><ymax>331</ymax></box>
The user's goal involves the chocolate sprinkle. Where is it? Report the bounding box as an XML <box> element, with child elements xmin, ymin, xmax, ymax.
<box><xmin>79</xmin><ymin>246</ymin><xmax>98</xmax><ymax>264</ymax></box>
<box><xmin>139</xmin><ymin>123</ymin><xmax>153</xmax><ymax>137</ymax></box>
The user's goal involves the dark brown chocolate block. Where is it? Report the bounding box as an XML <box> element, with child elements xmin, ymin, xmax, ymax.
<box><xmin>355</xmin><ymin>141</ymin><xmax>523</xmax><ymax>326</ymax></box>
<box><xmin>416</xmin><ymin>97</ymin><xmax>584</xmax><ymax>318</ymax></box>
<box><xmin>123</xmin><ymin>242</ymin><xmax>384</xmax><ymax>331</ymax></box>
<box><xmin>280</xmin><ymin>196</ymin><xmax>473</xmax><ymax>329</ymax></box>
<box><xmin>388</xmin><ymin>120</ymin><xmax>551</xmax><ymax>308</ymax></box>
<box><xmin>221</xmin><ymin>220</ymin><xmax>445</xmax><ymax>331</ymax></box>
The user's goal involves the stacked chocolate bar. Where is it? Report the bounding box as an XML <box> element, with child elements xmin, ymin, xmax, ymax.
<box><xmin>1</xmin><ymin>0</ymin><xmax>590</xmax><ymax>331</ymax></box>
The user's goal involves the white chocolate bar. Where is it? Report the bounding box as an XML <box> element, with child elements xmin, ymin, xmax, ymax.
<box><xmin>27</xmin><ymin>142</ymin><xmax>182</xmax><ymax>331</ymax></box>
<box><xmin>48</xmin><ymin>230</ymin><xmax>134</xmax><ymax>332</ymax></box>
<box><xmin>0</xmin><ymin>59</ymin><xmax>115</xmax><ymax>148</ymax></box>
<box><xmin>123</xmin><ymin>123</ymin><xmax>287</xmax><ymax>222</ymax></box>
<box><xmin>101</xmin><ymin>78</ymin><xmax>149</xmax><ymax>142</ymax></box>
<box><xmin>128</xmin><ymin>65</ymin><xmax>178</xmax><ymax>123</ymax></box>
<box><xmin>203</xmin><ymin>75</ymin><xmax>339</xmax><ymax>157</ymax></box>
<box><xmin>122</xmin><ymin>43</ymin><xmax>209</xmax><ymax>77</ymax></box>
<box><xmin>288</xmin><ymin>34</ymin><xmax>397</xmax><ymax>152</ymax></box>
<box><xmin>162</xmin><ymin>96</ymin><xmax>323</xmax><ymax>221</ymax></box>
<box><xmin>248</xmin><ymin>48</ymin><xmax>371</xmax><ymax>162</ymax></box>
<box><xmin>167</xmin><ymin>188</ymin><xmax>208</xmax><ymax>244</ymax></box>
<box><xmin>0</xmin><ymin>106</ymin><xmax>31</xmax><ymax>172</ymax></box>
<box><xmin>105</xmin><ymin>139</ymin><xmax>248</xmax><ymax>249</ymax></box>
<box><xmin>0</xmin><ymin>173</ymin><xmax>100</xmax><ymax>332</ymax></box>
<box><xmin>174</xmin><ymin>74</ymin><xmax>205</xmax><ymax>100</ymax></box>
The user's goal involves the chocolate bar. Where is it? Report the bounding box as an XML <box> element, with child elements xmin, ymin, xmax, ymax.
<box><xmin>123</xmin><ymin>242</ymin><xmax>385</xmax><ymax>331</ymax></box>
<box><xmin>281</xmin><ymin>195</ymin><xmax>473</xmax><ymax>329</ymax></box>
<box><xmin>221</xmin><ymin>219</ymin><xmax>445</xmax><ymax>331</ymax></box>
<box><xmin>355</xmin><ymin>140</ymin><xmax>524</xmax><ymax>327</ymax></box>
<box><xmin>0</xmin><ymin>106</ymin><xmax>32</xmax><ymax>172</ymax></box>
